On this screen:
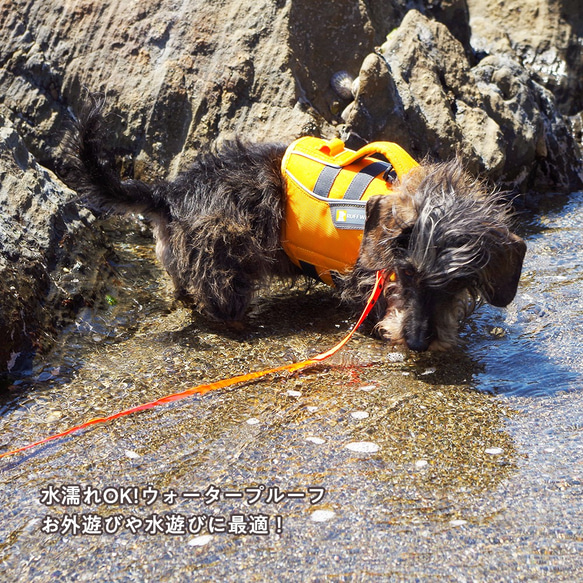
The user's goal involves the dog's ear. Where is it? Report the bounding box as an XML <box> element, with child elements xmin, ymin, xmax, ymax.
<box><xmin>358</xmin><ymin>195</ymin><xmax>404</xmax><ymax>270</ymax></box>
<box><xmin>481</xmin><ymin>232</ymin><xmax>527</xmax><ymax>307</ymax></box>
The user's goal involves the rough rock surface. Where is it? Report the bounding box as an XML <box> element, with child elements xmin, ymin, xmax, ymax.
<box><xmin>342</xmin><ymin>10</ymin><xmax>583</xmax><ymax>193</ymax></box>
<box><xmin>0</xmin><ymin>109</ymin><xmax>106</xmax><ymax>373</ymax></box>
<box><xmin>468</xmin><ymin>0</ymin><xmax>583</xmax><ymax>116</ymax></box>
<box><xmin>1</xmin><ymin>0</ymin><xmax>315</xmax><ymax>181</ymax></box>
<box><xmin>3</xmin><ymin>0</ymin><xmax>404</xmax><ymax>181</ymax></box>
<box><xmin>0</xmin><ymin>0</ymin><xmax>582</xmax><ymax>373</ymax></box>
<box><xmin>2</xmin><ymin>1</ymin><xmax>580</xmax><ymax>188</ymax></box>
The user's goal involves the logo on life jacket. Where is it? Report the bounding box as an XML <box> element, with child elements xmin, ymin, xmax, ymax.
<box><xmin>281</xmin><ymin>136</ymin><xmax>419</xmax><ymax>286</ymax></box>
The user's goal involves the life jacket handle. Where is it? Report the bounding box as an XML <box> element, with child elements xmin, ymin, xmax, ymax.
<box><xmin>320</xmin><ymin>140</ymin><xmax>419</xmax><ymax>180</ymax></box>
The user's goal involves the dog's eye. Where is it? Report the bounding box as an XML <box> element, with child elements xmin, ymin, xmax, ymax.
<box><xmin>403</xmin><ymin>269</ymin><xmax>415</xmax><ymax>279</ymax></box>
<box><xmin>393</xmin><ymin>231</ymin><xmax>411</xmax><ymax>249</ymax></box>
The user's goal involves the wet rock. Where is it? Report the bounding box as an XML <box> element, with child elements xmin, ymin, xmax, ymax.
<box><xmin>0</xmin><ymin>109</ymin><xmax>106</xmax><ymax>374</ymax></box>
<box><xmin>342</xmin><ymin>10</ymin><xmax>583</xmax><ymax>193</ymax></box>
<box><xmin>344</xmin><ymin>441</ymin><xmax>380</xmax><ymax>453</ymax></box>
<box><xmin>310</xmin><ymin>510</ymin><xmax>336</xmax><ymax>522</ymax></box>
<box><xmin>571</xmin><ymin>111</ymin><xmax>583</xmax><ymax>150</ymax></box>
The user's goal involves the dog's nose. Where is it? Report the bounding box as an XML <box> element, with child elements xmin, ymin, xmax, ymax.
<box><xmin>405</xmin><ymin>336</ymin><xmax>430</xmax><ymax>352</ymax></box>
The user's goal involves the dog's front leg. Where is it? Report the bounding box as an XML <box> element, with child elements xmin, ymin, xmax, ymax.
<box><xmin>171</xmin><ymin>214</ymin><xmax>261</xmax><ymax>323</ymax></box>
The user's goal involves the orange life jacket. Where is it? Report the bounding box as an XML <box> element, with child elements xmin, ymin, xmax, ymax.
<box><xmin>281</xmin><ymin>136</ymin><xmax>419</xmax><ymax>286</ymax></box>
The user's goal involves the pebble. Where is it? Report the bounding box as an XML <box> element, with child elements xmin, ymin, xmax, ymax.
<box><xmin>306</xmin><ymin>406</ymin><xmax>318</xmax><ymax>412</ymax></box>
<box><xmin>188</xmin><ymin>535</ymin><xmax>213</xmax><ymax>547</ymax></box>
<box><xmin>246</xmin><ymin>418</ymin><xmax>260</xmax><ymax>425</ymax></box>
<box><xmin>490</xmin><ymin>326</ymin><xmax>506</xmax><ymax>337</ymax></box>
<box><xmin>450</xmin><ymin>519</ymin><xmax>468</xmax><ymax>527</ymax></box>
<box><xmin>306</xmin><ymin>436</ymin><xmax>326</xmax><ymax>445</ymax></box>
<box><xmin>286</xmin><ymin>390</ymin><xmax>302</xmax><ymax>397</ymax></box>
<box><xmin>311</xmin><ymin>510</ymin><xmax>336</xmax><ymax>522</ymax></box>
<box><xmin>36</xmin><ymin>371</ymin><xmax>54</xmax><ymax>382</ymax></box>
<box><xmin>350</xmin><ymin>411</ymin><xmax>369</xmax><ymax>420</ymax></box>
<box><xmin>415</xmin><ymin>460</ymin><xmax>428</xmax><ymax>469</ymax></box>
<box><xmin>45</xmin><ymin>410</ymin><xmax>62</xmax><ymax>422</ymax></box>
<box><xmin>344</xmin><ymin>441</ymin><xmax>380</xmax><ymax>453</ymax></box>
<box><xmin>125</xmin><ymin>450</ymin><xmax>140</xmax><ymax>459</ymax></box>
<box><xmin>358</xmin><ymin>385</ymin><xmax>376</xmax><ymax>392</ymax></box>
<box><xmin>485</xmin><ymin>447</ymin><xmax>504</xmax><ymax>455</ymax></box>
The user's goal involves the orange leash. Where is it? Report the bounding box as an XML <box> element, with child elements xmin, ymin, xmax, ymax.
<box><xmin>0</xmin><ymin>272</ymin><xmax>385</xmax><ymax>460</ymax></box>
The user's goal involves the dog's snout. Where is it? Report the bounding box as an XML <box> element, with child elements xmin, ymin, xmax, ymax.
<box><xmin>403</xmin><ymin>311</ymin><xmax>432</xmax><ymax>351</ymax></box>
<box><xmin>401</xmin><ymin>290</ymin><xmax>433</xmax><ymax>351</ymax></box>
<box><xmin>405</xmin><ymin>333</ymin><xmax>430</xmax><ymax>352</ymax></box>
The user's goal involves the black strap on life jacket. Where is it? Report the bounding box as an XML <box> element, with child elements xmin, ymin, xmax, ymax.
<box><xmin>312</xmin><ymin>160</ymin><xmax>394</xmax><ymax>201</ymax></box>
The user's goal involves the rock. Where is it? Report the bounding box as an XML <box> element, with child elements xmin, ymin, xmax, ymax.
<box><xmin>472</xmin><ymin>54</ymin><xmax>581</xmax><ymax>192</ymax></box>
<box><xmin>424</xmin><ymin>0</ymin><xmax>473</xmax><ymax>57</ymax></box>
<box><xmin>340</xmin><ymin>53</ymin><xmax>412</xmax><ymax>152</ymax></box>
<box><xmin>342</xmin><ymin>10</ymin><xmax>583</xmax><ymax>193</ymax></box>
<box><xmin>1</xmin><ymin>1</ymin><xmax>579</xmax><ymax>190</ymax></box>
<box><xmin>571</xmin><ymin>112</ymin><xmax>583</xmax><ymax>150</ymax></box>
<box><xmin>350</xmin><ymin>11</ymin><xmax>477</xmax><ymax>157</ymax></box>
<box><xmin>468</xmin><ymin>0</ymin><xmax>583</xmax><ymax>116</ymax></box>
<box><xmin>0</xmin><ymin>109</ymin><xmax>106</xmax><ymax>374</ymax></box>
<box><xmin>0</xmin><ymin>0</ymin><xmax>329</xmax><ymax>182</ymax></box>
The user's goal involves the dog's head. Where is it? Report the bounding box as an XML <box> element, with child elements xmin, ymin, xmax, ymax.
<box><xmin>358</xmin><ymin>160</ymin><xmax>526</xmax><ymax>352</ymax></box>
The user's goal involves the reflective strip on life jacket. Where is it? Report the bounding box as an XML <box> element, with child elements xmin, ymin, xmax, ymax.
<box><xmin>281</xmin><ymin>136</ymin><xmax>419</xmax><ymax>286</ymax></box>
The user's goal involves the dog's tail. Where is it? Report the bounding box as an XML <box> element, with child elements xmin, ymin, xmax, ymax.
<box><xmin>63</xmin><ymin>98</ymin><xmax>168</xmax><ymax>218</ymax></box>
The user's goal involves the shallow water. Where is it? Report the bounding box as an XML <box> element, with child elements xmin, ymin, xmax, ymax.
<box><xmin>0</xmin><ymin>194</ymin><xmax>582</xmax><ymax>581</ymax></box>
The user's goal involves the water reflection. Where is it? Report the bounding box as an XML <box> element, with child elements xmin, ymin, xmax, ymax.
<box><xmin>467</xmin><ymin>192</ymin><xmax>583</xmax><ymax>396</ymax></box>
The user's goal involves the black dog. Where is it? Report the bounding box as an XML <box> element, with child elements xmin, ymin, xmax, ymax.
<box><xmin>63</xmin><ymin>101</ymin><xmax>526</xmax><ymax>352</ymax></box>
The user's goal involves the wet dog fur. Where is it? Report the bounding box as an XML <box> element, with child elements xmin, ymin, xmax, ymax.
<box><xmin>62</xmin><ymin>101</ymin><xmax>526</xmax><ymax>352</ymax></box>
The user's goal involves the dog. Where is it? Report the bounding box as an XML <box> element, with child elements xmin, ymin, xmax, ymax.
<box><xmin>62</xmin><ymin>100</ymin><xmax>526</xmax><ymax>352</ymax></box>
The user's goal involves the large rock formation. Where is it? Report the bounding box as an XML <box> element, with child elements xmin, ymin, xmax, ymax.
<box><xmin>0</xmin><ymin>0</ymin><xmax>582</xmax><ymax>373</ymax></box>
<box><xmin>0</xmin><ymin>109</ymin><xmax>107</xmax><ymax>373</ymax></box>
<box><xmin>341</xmin><ymin>9</ymin><xmax>582</xmax><ymax>193</ymax></box>
<box><xmin>468</xmin><ymin>0</ymin><xmax>583</xmax><ymax>116</ymax></box>
<box><xmin>2</xmin><ymin>1</ymin><xmax>581</xmax><ymax>187</ymax></box>
<box><xmin>1</xmin><ymin>0</ymin><xmax>325</xmax><ymax>182</ymax></box>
